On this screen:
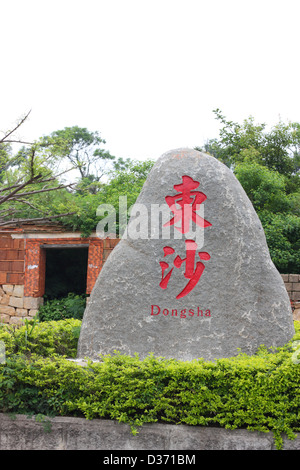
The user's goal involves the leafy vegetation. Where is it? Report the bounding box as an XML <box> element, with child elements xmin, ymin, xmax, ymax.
<box><xmin>38</xmin><ymin>294</ymin><xmax>87</xmax><ymax>322</ymax></box>
<box><xmin>196</xmin><ymin>109</ymin><xmax>300</xmax><ymax>273</ymax></box>
<box><xmin>0</xmin><ymin>318</ymin><xmax>81</xmax><ymax>358</ymax></box>
<box><xmin>0</xmin><ymin>113</ymin><xmax>154</xmax><ymax>234</ymax></box>
<box><xmin>0</xmin><ymin>318</ymin><xmax>300</xmax><ymax>449</ymax></box>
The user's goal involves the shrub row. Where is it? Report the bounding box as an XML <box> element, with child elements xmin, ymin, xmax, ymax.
<box><xmin>0</xmin><ymin>318</ymin><xmax>81</xmax><ymax>358</ymax></box>
<box><xmin>0</xmin><ymin>319</ymin><xmax>300</xmax><ymax>450</ymax></box>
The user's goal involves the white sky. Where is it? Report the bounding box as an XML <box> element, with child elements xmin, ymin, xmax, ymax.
<box><xmin>1</xmin><ymin>0</ymin><xmax>300</xmax><ymax>162</ymax></box>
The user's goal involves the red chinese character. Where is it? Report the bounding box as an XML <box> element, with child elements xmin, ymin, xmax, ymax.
<box><xmin>164</xmin><ymin>175</ymin><xmax>211</xmax><ymax>234</ymax></box>
<box><xmin>159</xmin><ymin>240</ymin><xmax>210</xmax><ymax>299</ymax></box>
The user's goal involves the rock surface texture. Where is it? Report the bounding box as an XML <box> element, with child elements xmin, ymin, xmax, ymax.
<box><xmin>78</xmin><ymin>148</ymin><xmax>295</xmax><ymax>362</ymax></box>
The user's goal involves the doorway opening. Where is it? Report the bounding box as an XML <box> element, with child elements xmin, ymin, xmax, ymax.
<box><xmin>43</xmin><ymin>245</ymin><xmax>89</xmax><ymax>300</ymax></box>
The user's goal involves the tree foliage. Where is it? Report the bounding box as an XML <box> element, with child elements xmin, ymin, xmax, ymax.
<box><xmin>59</xmin><ymin>159</ymin><xmax>155</xmax><ymax>237</ymax></box>
<box><xmin>0</xmin><ymin>114</ymin><xmax>151</xmax><ymax>233</ymax></box>
<box><xmin>196</xmin><ymin>109</ymin><xmax>300</xmax><ymax>273</ymax></box>
<box><xmin>199</xmin><ymin>108</ymin><xmax>300</xmax><ymax>180</ymax></box>
<box><xmin>0</xmin><ymin>112</ymin><xmax>76</xmax><ymax>227</ymax></box>
<box><xmin>40</xmin><ymin>126</ymin><xmax>116</xmax><ymax>180</ymax></box>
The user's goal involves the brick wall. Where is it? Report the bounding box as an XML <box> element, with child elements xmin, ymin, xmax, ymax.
<box><xmin>102</xmin><ymin>238</ymin><xmax>120</xmax><ymax>263</ymax></box>
<box><xmin>23</xmin><ymin>237</ymin><xmax>104</xmax><ymax>297</ymax></box>
<box><xmin>0</xmin><ymin>236</ymin><xmax>25</xmax><ymax>285</ymax></box>
<box><xmin>0</xmin><ymin>231</ymin><xmax>121</xmax><ymax>325</ymax></box>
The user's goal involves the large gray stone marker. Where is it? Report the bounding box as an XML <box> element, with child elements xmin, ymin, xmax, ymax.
<box><xmin>77</xmin><ymin>148</ymin><xmax>295</xmax><ymax>362</ymax></box>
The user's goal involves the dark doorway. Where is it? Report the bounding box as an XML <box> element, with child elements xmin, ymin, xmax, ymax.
<box><xmin>44</xmin><ymin>246</ymin><xmax>89</xmax><ymax>299</ymax></box>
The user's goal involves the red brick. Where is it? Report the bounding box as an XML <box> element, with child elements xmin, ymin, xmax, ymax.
<box><xmin>7</xmin><ymin>273</ymin><xmax>24</xmax><ymax>284</ymax></box>
<box><xmin>17</xmin><ymin>250</ymin><xmax>25</xmax><ymax>260</ymax></box>
<box><xmin>0</xmin><ymin>261</ymin><xmax>11</xmax><ymax>272</ymax></box>
<box><xmin>0</xmin><ymin>238</ymin><xmax>13</xmax><ymax>248</ymax></box>
<box><xmin>0</xmin><ymin>272</ymin><xmax>7</xmax><ymax>283</ymax></box>
<box><xmin>12</xmin><ymin>239</ymin><xmax>25</xmax><ymax>249</ymax></box>
<box><xmin>11</xmin><ymin>260</ymin><xmax>25</xmax><ymax>273</ymax></box>
<box><xmin>6</xmin><ymin>250</ymin><xmax>19</xmax><ymax>260</ymax></box>
<box><xmin>110</xmin><ymin>239</ymin><xmax>120</xmax><ymax>247</ymax></box>
<box><xmin>0</xmin><ymin>250</ymin><xmax>7</xmax><ymax>260</ymax></box>
<box><xmin>13</xmin><ymin>239</ymin><xmax>20</xmax><ymax>249</ymax></box>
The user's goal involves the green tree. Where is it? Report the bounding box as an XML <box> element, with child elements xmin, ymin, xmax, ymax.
<box><xmin>0</xmin><ymin>113</ymin><xmax>154</xmax><ymax>236</ymax></box>
<box><xmin>234</xmin><ymin>162</ymin><xmax>290</xmax><ymax>213</ymax></box>
<box><xmin>258</xmin><ymin>211</ymin><xmax>300</xmax><ymax>273</ymax></box>
<box><xmin>63</xmin><ymin>159</ymin><xmax>155</xmax><ymax>237</ymax></box>
<box><xmin>41</xmin><ymin>126</ymin><xmax>115</xmax><ymax>180</ymax></box>
<box><xmin>0</xmin><ymin>113</ymin><xmax>77</xmax><ymax>227</ymax></box>
<box><xmin>196</xmin><ymin>110</ymin><xmax>300</xmax><ymax>273</ymax></box>
<box><xmin>199</xmin><ymin>109</ymin><xmax>300</xmax><ymax>182</ymax></box>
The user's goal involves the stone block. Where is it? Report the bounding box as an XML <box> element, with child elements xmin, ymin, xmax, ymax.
<box><xmin>0</xmin><ymin>314</ymin><xmax>10</xmax><ymax>323</ymax></box>
<box><xmin>15</xmin><ymin>308</ymin><xmax>28</xmax><ymax>317</ymax></box>
<box><xmin>281</xmin><ymin>274</ymin><xmax>289</xmax><ymax>282</ymax></box>
<box><xmin>28</xmin><ymin>309</ymin><xmax>38</xmax><ymax>317</ymax></box>
<box><xmin>9</xmin><ymin>317</ymin><xmax>25</xmax><ymax>326</ymax></box>
<box><xmin>293</xmin><ymin>309</ymin><xmax>300</xmax><ymax>322</ymax></box>
<box><xmin>9</xmin><ymin>296</ymin><xmax>23</xmax><ymax>309</ymax></box>
<box><xmin>289</xmin><ymin>274</ymin><xmax>299</xmax><ymax>283</ymax></box>
<box><xmin>284</xmin><ymin>283</ymin><xmax>292</xmax><ymax>292</ymax></box>
<box><xmin>292</xmin><ymin>283</ymin><xmax>300</xmax><ymax>292</ymax></box>
<box><xmin>2</xmin><ymin>284</ymin><xmax>14</xmax><ymax>294</ymax></box>
<box><xmin>13</xmin><ymin>285</ymin><xmax>24</xmax><ymax>298</ymax></box>
<box><xmin>292</xmin><ymin>292</ymin><xmax>300</xmax><ymax>301</ymax></box>
<box><xmin>23</xmin><ymin>297</ymin><xmax>43</xmax><ymax>310</ymax></box>
<box><xmin>0</xmin><ymin>306</ymin><xmax>15</xmax><ymax>315</ymax></box>
<box><xmin>0</xmin><ymin>294</ymin><xmax>10</xmax><ymax>306</ymax></box>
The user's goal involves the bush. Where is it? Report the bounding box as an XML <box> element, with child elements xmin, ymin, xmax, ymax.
<box><xmin>38</xmin><ymin>293</ymin><xmax>87</xmax><ymax>322</ymax></box>
<box><xmin>0</xmin><ymin>318</ymin><xmax>81</xmax><ymax>358</ymax></box>
<box><xmin>0</xmin><ymin>319</ymin><xmax>300</xmax><ymax>449</ymax></box>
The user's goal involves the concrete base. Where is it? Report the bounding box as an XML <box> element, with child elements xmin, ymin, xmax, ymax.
<box><xmin>0</xmin><ymin>413</ymin><xmax>299</xmax><ymax>450</ymax></box>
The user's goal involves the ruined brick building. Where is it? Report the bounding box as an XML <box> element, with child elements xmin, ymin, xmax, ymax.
<box><xmin>0</xmin><ymin>223</ymin><xmax>119</xmax><ymax>325</ymax></box>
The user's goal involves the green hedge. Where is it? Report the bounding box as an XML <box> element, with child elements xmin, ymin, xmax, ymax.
<box><xmin>0</xmin><ymin>318</ymin><xmax>81</xmax><ymax>358</ymax></box>
<box><xmin>0</xmin><ymin>319</ymin><xmax>300</xmax><ymax>450</ymax></box>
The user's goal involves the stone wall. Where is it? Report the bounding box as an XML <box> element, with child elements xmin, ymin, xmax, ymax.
<box><xmin>0</xmin><ymin>413</ymin><xmax>299</xmax><ymax>450</ymax></box>
<box><xmin>281</xmin><ymin>274</ymin><xmax>300</xmax><ymax>321</ymax></box>
<box><xmin>0</xmin><ymin>284</ymin><xmax>43</xmax><ymax>325</ymax></box>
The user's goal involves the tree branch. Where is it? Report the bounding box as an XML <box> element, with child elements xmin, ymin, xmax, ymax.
<box><xmin>2</xmin><ymin>182</ymin><xmax>74</xmax><ymax>202</ymax></box>
<box><xmin>13</xmin><ymin>198</ymin><xmax>51</xmax><ymax>215</ymax></box>
<box><xmin>0</xmin><ymin>212</ymin><xmax>77</xmax><ymax>227</ymax></box>
<box><xmin>0</xmin><ymin>111</ymin><xmax>32</xmax><ymax>144</ymax></box>
<box><xmin>0</xmin><ymin>176</ymin><xmax>41</xmax><ymax>205</ymax></box>
<box><xmin>2</xmin><ymin>140</ymin><xmax>34</xmax><ymax>145</ymax></box>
